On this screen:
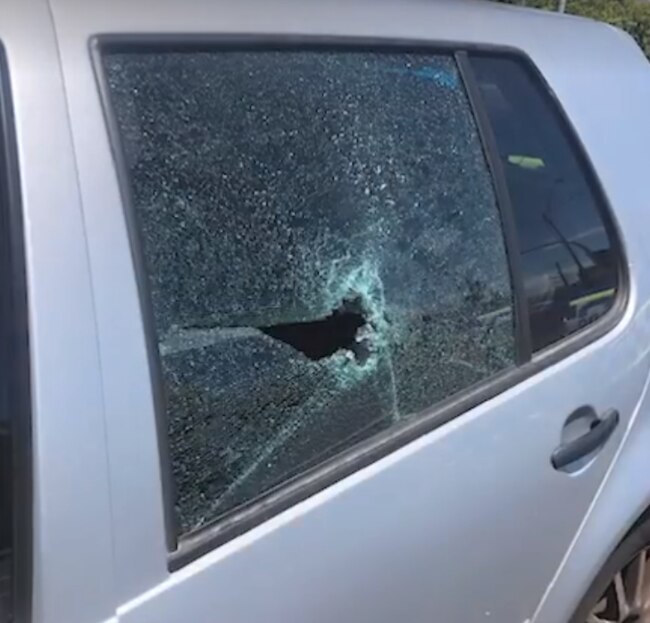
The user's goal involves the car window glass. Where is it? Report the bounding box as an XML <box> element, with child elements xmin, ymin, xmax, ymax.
<box><xmin>470</xmin><ymin>55</ymin><xmax>619</xmax><ymax>352</ymax></box>
<box><xmin>0</xmin><ymin>414</ymin><xmax>10</xmax><ymax>622</ymax></box>
<box><xmin>103</xmin><ymin>48</ymin><xmax>516</xmax><ymax>536</ymax></box>
<box><xmin>0</xmin><ymin>76</ymin><xmax>15</xmax><ymax>623</ymax></box>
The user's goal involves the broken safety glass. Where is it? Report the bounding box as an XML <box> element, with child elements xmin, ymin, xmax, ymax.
<box><xmin>103</xmin><ymin>48</ymin><xmax>516</xmax><ymax>535</ymax></box>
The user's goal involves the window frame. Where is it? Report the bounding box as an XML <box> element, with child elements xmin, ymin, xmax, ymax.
<box><xmin>0</xmin><ymin>43</ymin><xmax>32</xmax><ymax>623</ymax></box>
<box><xmin>91</xmin><ymin>34</ymin><xmax>628</xmax><ymax>570</ymax></box>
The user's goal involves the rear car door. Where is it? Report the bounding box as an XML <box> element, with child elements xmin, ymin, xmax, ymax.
<box><xmin>51</xmin><ymin>7</ymin><xmax>649</xmax><ymax>623</ymax></box>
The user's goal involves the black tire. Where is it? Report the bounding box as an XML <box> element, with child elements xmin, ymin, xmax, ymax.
<box><xmin>570</xmin><ymin>513</ymin><xmax>650</xmax><ymax>622</ymax></box>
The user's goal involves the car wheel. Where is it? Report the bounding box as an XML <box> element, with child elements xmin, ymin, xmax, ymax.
<box><xmin>570</xmin><ymin>516</ymin><xmax>650</xmax><ymax>622</ymax></box>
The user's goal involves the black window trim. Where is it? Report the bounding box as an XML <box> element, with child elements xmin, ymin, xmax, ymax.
<box><xmin>0</xmin><ymin>43</ymin><xmax>32</xmax><ymax>622</ymax></box>
<box><xmin>90</xmin><ymin>33</ymin><xmax>628</xmax><ymax>571</ymax></box>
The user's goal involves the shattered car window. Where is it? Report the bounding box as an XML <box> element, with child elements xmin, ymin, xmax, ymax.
<box><xmin>103</xmin><ymin>49</ymin><xmax>516</xmax><ymax>535</ymax></box>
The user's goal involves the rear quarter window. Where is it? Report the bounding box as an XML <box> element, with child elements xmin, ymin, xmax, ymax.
<box><xmin>470</xmin><ymin>54</ymin><xmax>621</xmax><ymax>352</ymax></box>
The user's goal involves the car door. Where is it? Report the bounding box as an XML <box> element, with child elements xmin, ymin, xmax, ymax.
<box><xmin>50</xmin><ymin>5</ymin><xmax>649</xmax><ymax>623</ymax></box>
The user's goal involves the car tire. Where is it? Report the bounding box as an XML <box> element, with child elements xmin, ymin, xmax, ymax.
<box><xmin>569</xmin><ymin>514</ymin><xmax>650</xmax><ymax>622</ymax></box>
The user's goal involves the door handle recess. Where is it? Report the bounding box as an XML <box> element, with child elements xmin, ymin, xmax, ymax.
<box><xmin>551</xmin><ymin>409</ymin><xmax>620</xmax><ymax>470</ymax></box>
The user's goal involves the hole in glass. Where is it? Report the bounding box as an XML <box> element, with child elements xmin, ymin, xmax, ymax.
<box><xmin>260</xmin><ymin>297</ymin><xmax>369</xmax><ymax>362</ymax></box>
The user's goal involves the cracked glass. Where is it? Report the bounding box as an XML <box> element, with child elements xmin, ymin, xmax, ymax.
<box><xmin>103</xmin><ymin>48</ymin><xmax>516</xmax><ymax>536</ymax></box>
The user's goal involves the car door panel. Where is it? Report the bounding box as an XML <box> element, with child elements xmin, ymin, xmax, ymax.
<box><xmin>115</xmin><ymin>316</ymin><xmax>646</xmax><ymax>623</ymax></box>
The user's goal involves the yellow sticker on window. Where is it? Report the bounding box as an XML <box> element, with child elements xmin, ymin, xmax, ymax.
<box><xmin>507</xmin><ymin>154</ymin><xmax>545</xmax><ymax>170</ymax></box>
